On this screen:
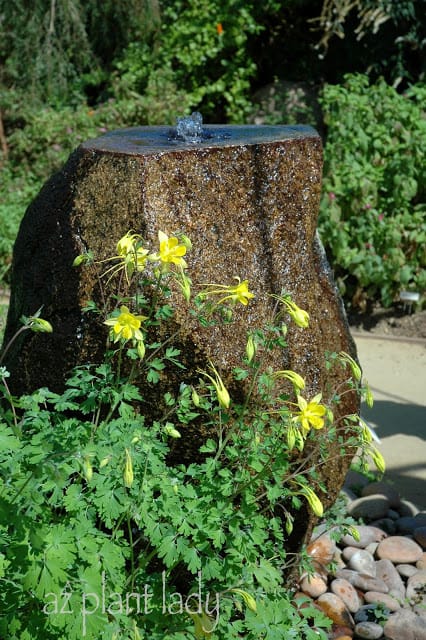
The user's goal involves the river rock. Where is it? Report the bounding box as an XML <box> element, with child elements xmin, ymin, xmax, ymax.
<box><xmin>361</xmin><ymin>482</ymin><xmax>401</xmax><ymax>509</ymax></box>
<box><xmin>330</xmin><ymin>578</ymin><xmax>361</xmax><ymax>612</ymax></box>
<box><xmin>307</xmin><ymin>533</ymin><xmax>337</xmax><ymax>566</ymax></box>
<box><xmin>376</xmin><ymin>536</ymin><xmax>423</xmax><ymax>564</ymax></box>
<box><xmin>417</xmin><ymin>553</ymin><xmax>426</xmax><ymax>570</ymax></box>
<box><xmin>396</xmin><ymin>516</ymin><xmax>420</xmax><ymax>535</ymax></box>
<box><xmin>397</xmin><ymin>501</ymin><xmax>420</xmax><ymax>518</ymax></box>
<box><xmin>347</xmin><ymin>496</ymin><xmax>390</xmax><ymax>521</ymax></box>
<box><xmin>383</xmin><ymin>609</ymin><xmax>426</xmax><ymax>640</ymax></box>
<box><xmin>335</xmin><ymin>569</ymin><xmax>388</xmax><ymax>594</ymax></box>
<box><xmin>413</xmin><ymin>527</ymin><xmax>426</xmax><ymax>549</ymax></box>
<box><xmin>340</xmin><ymin>526</ymin><xmax>387</xmax><ymax>549</ymax></box>
<box><xmin>317</xmin><ymin>592</ymin><xmax>354</xmax><ymax>627</ymax></box>
<box><xmin>363</xmin><ymin>591</ymin><xmax>401</xmax><ymax>611</ymax></box>
<box><xmin>300</xmin><ymin>571</ymin><xmax>328</xmax><ymax>598</ymax></box>
<box><xmin>375</xmin><ymin>558</ymin><xmax>405</xmax><ymax>600</ymax></box>
<box><xmin>348</xmin><ymin>550</ymin><xmax>376</xmax><ymax>577</ymax></box>
<box><xmin>396</xmin><ymin>563</ymin><xmax>418</xmax><ymax>579</ymax></box>
<box><xmin>353</xmin><ymin>621</ymin><xmax>384</xmax><ymax>639</ymax></box>
<box><xmin>406</xmin><ymin>571</ymin><xmax>426</xmax><ymax>605</ymax></box>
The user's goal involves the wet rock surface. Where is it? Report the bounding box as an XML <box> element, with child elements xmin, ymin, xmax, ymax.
<box><xmin>299</xmin><ymin>475</ymin><xmax>426</xmax><ymax>639</ymax></box>
<box><xmin>1</xmin><ymin>125</ymin><xmax>359</xmax><ymax>565</ymax></box>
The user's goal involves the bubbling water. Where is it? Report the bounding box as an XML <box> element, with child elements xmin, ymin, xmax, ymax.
<box><xmin>175</xmin><ymin>112</ymin><xmax>204</xmax><ymax>142</ymax></box>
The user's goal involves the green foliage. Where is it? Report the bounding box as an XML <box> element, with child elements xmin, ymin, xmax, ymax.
<box><xmin>0</xmin><ymin>230</ymin><xmax>377</xmax><ymax>638</ymax></box>
<box><xmin>115</xmin><ymin>0</ymin><xmax>275</xmax><ymax>123</ymax></box>
<box><xmin>319</xmin><ymin>74</ymin><xmax>426</xmax><ymax>309</ymax></box>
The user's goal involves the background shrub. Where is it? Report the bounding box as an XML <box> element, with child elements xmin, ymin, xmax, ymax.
<box><xmin>318</xmin><ymin>74</ymin><xmax>426</xmax><ymax>309</ymax></box>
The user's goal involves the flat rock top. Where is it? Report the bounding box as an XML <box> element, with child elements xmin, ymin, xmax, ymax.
<box><xmin>81</xmin><ymin>124</ymin><xmax>319</xmax><ymax>156</ymax></box>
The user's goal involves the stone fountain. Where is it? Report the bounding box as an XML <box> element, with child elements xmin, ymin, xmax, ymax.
<box><xmin>2</xmin><ymin>113</ymin><xmax>359</xmax><ymax>554</ymax></box>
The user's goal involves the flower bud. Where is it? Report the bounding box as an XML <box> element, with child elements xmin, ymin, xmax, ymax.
<box><xmin>137</xmin><ymin>340</ymin><xmax>146</xmax><ymax>360</ymax></box>
<box><xmin>365</xmin><ymin>380</ymin><xmax>374</xmax><ymax>408</ymax></box>
<box><xmin>338</xmin><ymin>351</ymin><xmax>362</xmax><ymax>382</ymax></box>
<box><xmin>73</xmin><ymin>254</ymin><xmax>86</xmax><ymax>267</ymax></box>
<box><xmin>370</xmin><ymin>446</ymin><xmax>386</xmax><ymax>474</ymax></box>
<box><xmin>82</xmin><ymin>456</ymin><xmax>93</xmax><ymax>482</ymax></box>
<box><xmin>245</xmin><ymin>334</ymin><xmax>256</xmax><ymax>363</ymax></box>
<box><xmin>123</xmin><ymin>448</ymin><xmax>134</xmax><ymax>488</ymax></box>
<box><xmin>99</xmin><ymin>455</ymin><xmax>111</xmax><ymax>468</ymax></box>
<box><xmin>164</xmin><ymin>424</ymin><xmax>181</xmax><ymax>439</ymax></box>
<box><xmin>29</xmin><ymin>317</ymin><xmax>53</xmax><ymax>333</ymax></box>
<box><xmin>191</xmin><ymin>387</ymin><xmax>201</xmax><ymax>407</ymax></box>
<box><xmin>180</xmin><ymin>234</ymin><xmax>192</xmax><ymax>250</ymax></box>
<box><xmin>230</xmin><ymin>589</ymin><xmax>257</xmax><ymax>613</ymax></box>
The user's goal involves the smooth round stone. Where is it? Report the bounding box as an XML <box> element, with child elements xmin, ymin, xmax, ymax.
<box><xmin>330</xmin><ymin>628</ymin><xmax>354</xmax><ymax>640</ymax></box>
<box><xmin>406</xmin><ymin>570</ymin><xmax>426</xmax><ymax>604</ymax></box>
<box><xmin>354</xmin><ymin>604</ymin><xmax>390</xmax><ymax>624</ymax></box>
<box><xmin>344</xmin><ymin>469</ymin><xmax>371</xmax><ymax>492</ymax></box>
<box><xmin>417</xmin><ymin>552</ymin><xmax>426</xmax><ymax>570</ymax></box>
<box><xmin>396</xmin><ymin>516</ymin><xmax>418</xmax><ymax>535</ymax></box>
<box><xmin>300</xmin><ymin>572</ymin><xmax>328</xmax><ymax>598</ymax></box>
<box><xmin>361</xmin><ymin>482</ymin><xmax>401</xmax><ymax>509</ymax></box>
<box><xmin>387</xmin><ymin>509</ymin><xmax>400</xmax><ymax>521</ymax></box>
<box><xmin>331</xmin><ymin>578</ymin><xmax>361</xmax><ymax>613</ymax></box>
<box><xmin>374</xmin><ymin>559</ymin><xmax>405</xmax><ymax>600</ymax></box>
<box><xmin>384</xmin><ymin>609</ymin><xmax>426</xmax><ymax>640</ymax></box>
<box><xmin>397</xmin><ymin>501</ymin><xmax>419</xmax><ymax>517</ymax></box>
<box><xmin>335</xmin><ymin>569</ymin><xmax>388</xmax><ymax>594</ymax></box>
<box><xmin>341</xmin><ymin>526</ymin><xmax>387</xmax><ymax>549</ymax></box>
<box><xmin>363</xmin><ymin>591</ymin><xmax>401</xmax><ymax>611</ymax></box>
<box><xmin>369</xmin><ymin>518</ymin><xmax>397</xmax><ymax>535</ymax></box>
<box><xmin>348</xmin><ymin>495</ymin><xmax>390</xmax><ymax>521</ymax></box>
<box><xmin>376</xmin><ymin>536</ymin><xmax>423</xmax><ymax>564</ymax></box>
<box><xmin>365</xmin><ymin>542</ymin><xmax>380</xmax><ymax>556</ymax></box>
<box><xmin>342</xmin><ymin>546</ymin><xmax>360</xmax><ymax>562</ymax></box>
<box><xmin>414</xmin><ymin>512</ymin><xmax>426</xmax><ymax>527</ymax></box>
<box><xmin>307</xmin><ymin>532</ymin><xmax>337</xmax><ymax>565</ymax></box>
<box><xmin>354</xmin><ymin>621</ymin><xmax>384</xmax><ymax>639</ymax></box>
<box><xmin>348</xmin><ymin>550</ymin><xmax>376</xmax><ymax>577</ymax></box>
<box><xmin>396</xmin><ymin>563</ymin><xmax>418</xmax><ymax>579</ymax></box>
<box><xmin>414</xmin><ymin>526</ymin><xmax>426</xmax><ymax>549</ymax></box>
<box><xmin>316</xmin><ymin>592</ymin><xmax>354</xmax><ymax>627</ymax></box>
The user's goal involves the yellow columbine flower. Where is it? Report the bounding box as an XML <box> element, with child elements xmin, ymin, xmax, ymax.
<box><xmin>294</xmin><ymin>393</ymin><xmax>326</xmax><ymax>432</ymax></box>
<box><xmin>198</xmin><ymin>360</ymin><xmax>230</xmax><ymax>409</ymax></box>
<box><xmin>200</xmin><ymin>277</ymin><xmax>255</xmax><ymax>306</ymax></box>
<box><xmin>98</xmin><ymin>231</ymin><xmax>149</xmax><ymax>283</ymax></box>
<box><xmin>338</xmin><ymin>351</ymin><xmax>362</xmax><ymax>382</ymax></box>
<box><xmin>117</xmin><ymin>231</ymin><xmax>150</xmax><ymax>273</ymax></box>
<box><xmin>104</xmin><ymin>306</ymin><xmax>147</xmax><ymax>343</ymax></box>
<box><xmin>272</xmin><ymin>294</ymin><xmax>309</xmax><ymax>328</ymax></box>
<box><xmin>151</xmin><ymin>230</ymin><xmax>188</xmax><ymax>268</ymax></box>
<box><xmin>273</xmin><ymin>369</ymin><xmax>305</xmax><ymax>392</ymax></box>
<box><xmin>296</xmin><ymin>485</ymin><xmax>324</xmax><ymax>517</ymax></box>
<box><xmin>285</xmin><ymin>300</ymin><xmax>309</xmax><ymax>328</ymax></box>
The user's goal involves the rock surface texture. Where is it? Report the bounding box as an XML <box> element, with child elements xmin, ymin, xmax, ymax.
<box><xmin>2</xmin><ymin>124</ymin><xmax>358</xmax><ymax>539</ymax></box>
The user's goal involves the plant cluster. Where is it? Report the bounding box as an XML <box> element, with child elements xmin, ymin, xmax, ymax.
<box><xmin>318</xmin><ymin>74</ymin><xmax>426</xmax><ymax>309</ymax></box>
<box><xmin>0</xmin><ymin>229</ymin><xmax>383</xmax><ymax>638</ymax></box>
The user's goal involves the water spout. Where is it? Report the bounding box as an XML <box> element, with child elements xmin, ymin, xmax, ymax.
<box><xmin>175</xmin><ymin>112</ymin><xmax>204</xmax><ymax>143</ymax></box>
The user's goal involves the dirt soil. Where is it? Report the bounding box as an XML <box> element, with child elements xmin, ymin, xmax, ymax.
<box><xmin>348</xmin><ymin>305</ymin><xmax>426</xmax><ymax>341</ymax></box>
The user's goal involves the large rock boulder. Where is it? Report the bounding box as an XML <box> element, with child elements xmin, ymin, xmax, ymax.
<box><xmin>2</xmin><ymin>124</ymin><xmax>359</xmax><ymax>546</ymax></box>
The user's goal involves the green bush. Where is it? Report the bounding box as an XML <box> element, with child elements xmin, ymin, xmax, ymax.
<box><xmin>319</xmin><ymin>74</ymin><xmax>426</xmax><ymax>309</ymax></box>
<box><xmin>0</xmin><ymin>230</ymin><xmax>378</xmax><ymax>639</ymax></box>
<box><xmin>114</xmin><ymin>0</ymin><xmax>277</xmax><ymax>123</ymax></box>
